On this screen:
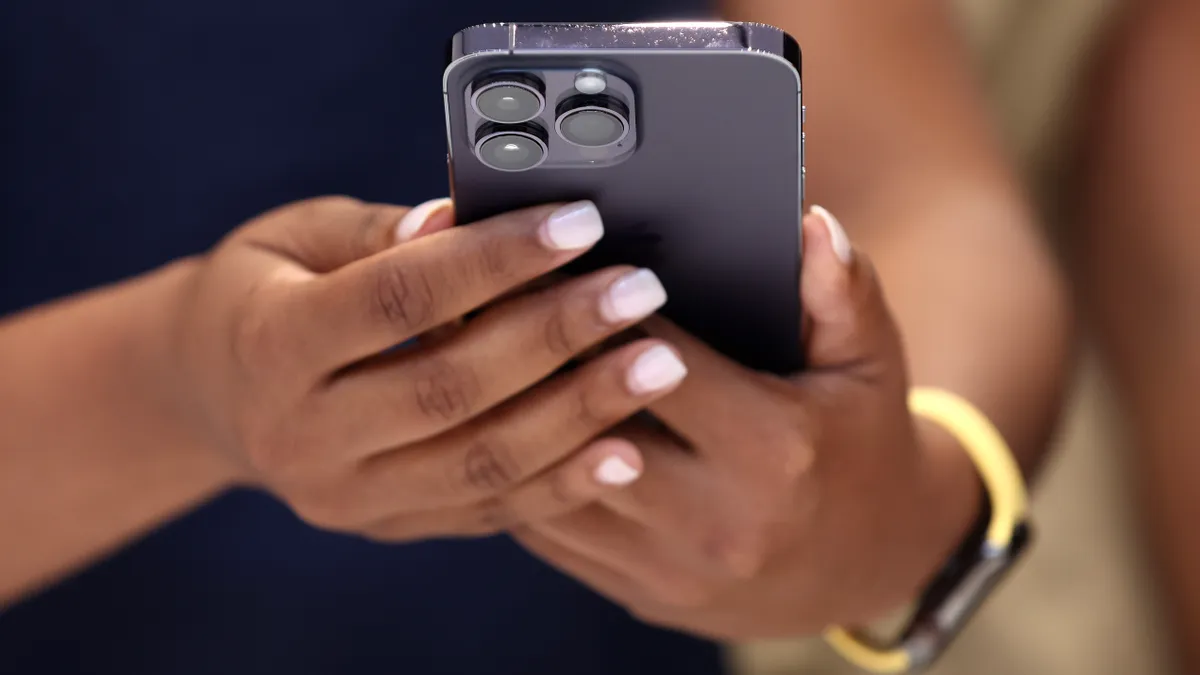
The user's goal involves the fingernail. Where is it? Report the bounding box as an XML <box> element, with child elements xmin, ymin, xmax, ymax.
<box><xmin>540</xmin><ymin>201</ymin><xmax>604</xmax><ymax>250</ymax></box>
<box><xmin>811</xmin><ymin>205</ymin><xmax>853</xmax><ymax>264</ymax></box>
<box><xmin>600</xmin><ymin>269</ymin><xmax>667</xmax><ymax>323</ymax></box>
<box><xmin>595</xmin><ymin>455</ymin><xmax>641</xmax><ymax>486</ymax></box>
<box><xmin>396</xmin><ymin>198</ymin><xmax>453</xmax><ymax>243</ymax></box>
<box><xmin>626</xmin><ymin>345</ymin><xmax>688</xmax><ymax>395</ymax></box>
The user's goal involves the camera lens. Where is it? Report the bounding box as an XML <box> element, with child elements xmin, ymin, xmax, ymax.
<box><xmin>472</xmin><ymin>75</ymin><xmax>545</xmax><ymax>124</ymax></box>
<box><xmin>474</xmin><ymin>122</ymin><xmax>549</xmax><ymax>172</ymax></box>
<box><xmin>555</xmin><ymin>95</ymin><xmax>630</xmax><ymax>148</ymax></box>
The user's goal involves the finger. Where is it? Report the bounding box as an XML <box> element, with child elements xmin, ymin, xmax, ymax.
<box><xmin>319</xmin><ymin>267</ymin><xmax>673</xmax><ymax>451</ymax></box>
<box><xmin>288</xmin><ymin>200</ymin><xmax>606</xmax><ymax>372</ymax></box>
<box><xmin>482</xmin><ymin>438</ymin><xmax>644</xmax><ymax>525</ymax></box>
<box><xmin>348</xmin><ymin>338</ymin><xmax>687</xmax><ymax>515</ymax></box>
<box><xmin>361</xmin><ymin>438</ymin><xmax>643</xmax><ymax>540</ymax></box>
<box><xmin>238</xmin><ymin>195</ymin><xmax>454</xmax><ymax>274</ymax></box>
<box><xmin>638</xmin><ymin>316</ymin><xmax>787</xmax><ymax>451</ymax></box>
<box><xmin>415</xmin><ymin>319</ymin><xmax>465</xmax><ymax>349</ymax></box>
<box><xmin>594</xmin><ymin>424</ymin><xmax>705</xmax><ymax>528</ymax></box>
<box><xmin>801</xmin><ymin>206</ymin><xmax>904</xmax><ymax>378</ymax></box>
<box><xmin>601</xmin><ymin>424</ymin><xmax>777</xmax><ymax>580</ymax></box>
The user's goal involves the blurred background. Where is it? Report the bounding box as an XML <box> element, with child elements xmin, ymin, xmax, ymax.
<box><xmin>735</xmin><ymin>0</ymin><xmax>1180</xmax><ymax>673</ymax></box>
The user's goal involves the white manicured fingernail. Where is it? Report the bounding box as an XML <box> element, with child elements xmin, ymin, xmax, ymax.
<box><xmin>540</xmin><ymin>201</ymin><xmax>604</xmax><ymax>250</ymax></box>
<box><xmin>396</xmin><ymin>198</ymin><xmax>453</xmax><ymax>243</ymax></box>
<box><xmin>811</xmin><ymin>205</ymin><xmax>853</xmax><ymax>264</ymax></box>
<box><xmin>626</xmin><ymin>345</ymin><xmax>688</xmax><ymax>395</ymax></box>
<box><xmin>595</xmin><ymin>455</ymin><xmax>641</xmax><ymax>486</ymax></box>
<box><xmin>600</xmin><ymin>269</ymin><xmax>667</xmax><ymax>323</ymax></box>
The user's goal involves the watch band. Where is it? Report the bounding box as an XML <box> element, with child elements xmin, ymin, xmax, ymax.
<box><xmin>823</xmin><ymin>387</ymin><xmax>1033</xmax><ymax>673</ymax></box>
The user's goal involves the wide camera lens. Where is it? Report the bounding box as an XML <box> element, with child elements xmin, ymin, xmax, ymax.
<box><xmin>474</xmin><ymin>122</ymin><xmax>549</xmax><ymax>172</ymax></box>
<box><xmin>472</xmin><ymin>75</ymin><xmax>545</xmax><ymax>124</ymax></box>
<box><xmin>555</xmin><ymin>95</ymin><xmax>630</xmax><ymax>148</ymax></box>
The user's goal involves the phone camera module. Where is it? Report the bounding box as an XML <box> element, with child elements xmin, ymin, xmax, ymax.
<box><xmin>555</xmin><ymin>95</ymin><xmax>630</xmax><ymax>148</ymax></box>
<box><xmin>474</xmin><ymin>122</ymin><xmax>549</xmax><ymax>172</ymax></box>
<box><xmin>472</xmin><ymin>74</ymin><xmax>546</xmax><ymax>124</ymax></box>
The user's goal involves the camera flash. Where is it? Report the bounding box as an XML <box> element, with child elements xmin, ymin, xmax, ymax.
<box><xmin>574</xmin><ymin>69</ymin><xmax>607</xmax><ymax>95</ymax></box>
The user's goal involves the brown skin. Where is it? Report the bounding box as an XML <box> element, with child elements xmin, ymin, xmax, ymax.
<box><xmin>518</xmin><ymin>211</ymin><xmax>950</xmax><ymax>634</ymax></box>
<box><xmin>513</xmin><ymin>0</ymin><xmax>1071</xmax><ymax>634</ymax></box>
<box><xmin>0</xmin><ymin>0</ymin><xmax>1069</xmax><ymax>640</ymax></box>
<box><xmin>0</xmin><ymin>197</ymin><xmax>681</xmax><ymax>604</ymax></box>
<box><xmin>1070</xmin><ymin>0</ymin><xmax>1200</xmax><ymax>669</ymax></box>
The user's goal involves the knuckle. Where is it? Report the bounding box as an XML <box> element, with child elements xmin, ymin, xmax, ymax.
<box><xmin>764</xmin><ymin>416</ymin><xmax>815</xmax><ymax>483</ymax></box>
<box><xmin>542</xmin><ymin>305</ymin><xmax>577</xmax><ymax>358</ymax></box>
<box><xmin>472</xmin><ymin>496</ymin><xmax>518</xmax><ymax>533</ymax></box>
<box><xmin>547</xmin><ymin>468</ymin><xmax>578</xmax><ymax>508</ymax></box>
<box><xmin>571</xmin><ymin>384</ymin><xmax>613</xmax><ymax>431</ymax></box>
<box><xmin>472</xmin><ymin>234</ymin><xmax>515</xmax><ymax>283</ymax></box>
<box><xmin>411</xmin><ymin>357</ymin><xmax>480</xmax><ymax>423</ymax></box>
<box><xmin>780</xmin><ymin>441</ymin><xmax>817</xmax><ymax>483</ymax></box>
<box><xmin>453</xmin><ymin>437</ymin><xmax>522</xmax><ymax>494</ymax></box>
<box><xmin>352</xmin><ymin>204</ymin><xmax>394</xmax><ymax>260</ymax></box>
<box><xmin>371</xmin><ymin>260</ymin><xmax>436</xmax><ymax>333</ymax></box>
<box><xmin>719</xmin><ymin>532</ymin><xmax>770</xmax><ymax>580</ymax></box>
<box><xmin>696</xmin><ymin>522</ymin><xmax>769</xmax><ymax>580</ymax></box>
<box><xmin>569</xmin><ymin>356</ymin><xmax>638</xmax><ymax>430</ymax></box>
<box><xmin>541</xmin><ymin>290</ymin><xmax>595</xmax><ymax>359</ymax></box>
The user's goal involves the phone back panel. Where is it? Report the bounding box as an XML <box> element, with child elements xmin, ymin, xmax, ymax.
<box><xmin>445</xmin><ymin>23</ymin><xmax>804</xmax><ymax>374</ymax></box>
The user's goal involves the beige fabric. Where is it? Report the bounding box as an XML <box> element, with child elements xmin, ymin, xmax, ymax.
<box><xmin>732</xmin><ymin>1</ymin><xmax>1179</xmax><ymax>674</ymax></box>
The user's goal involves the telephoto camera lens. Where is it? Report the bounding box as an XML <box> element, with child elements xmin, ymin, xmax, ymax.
<box><xmin>474</xmin><ymin>122</ymin><xmax>549</xmax><ymax>172</ymax></box>
<box><xmin>555</xmin><ymin>94</ymin><xmax>630</xmax><ymax>148</ymax></box>
<box><xmin>471</xmin><ymin>74</ymin><xmax>546</xmax><ymax>124</ymax></box>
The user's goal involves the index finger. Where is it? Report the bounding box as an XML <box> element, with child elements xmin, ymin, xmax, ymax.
<box><xmin>236</xmin><ymin>195</ymin><xmax>454</xmax><ymax>274</ymax></box>
<box><xmin>283</xmin><ymin>201</ymin><xmax>605</xmax><ymax>373</ymax></box>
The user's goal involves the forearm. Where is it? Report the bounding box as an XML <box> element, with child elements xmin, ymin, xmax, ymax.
<box><xmin>724</xmin><ymin>0</ymin><xmax>1071</xmax><ymax>550</ymax></box>
<box><xmin>1072</xmin><ymin>2</ymin><xmax>1200</xmax><ymax>670</ymax></box>
<box><xmin>0</xmin><ymin>260</ymin><xmax>234</xmax><ymax>605</ymax></box>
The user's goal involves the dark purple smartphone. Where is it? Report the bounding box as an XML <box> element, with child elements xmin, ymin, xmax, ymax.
<box><xmin>443</xmin><ymin>21</ymin><xmax>804</xmax><ymax>374</ymax></box>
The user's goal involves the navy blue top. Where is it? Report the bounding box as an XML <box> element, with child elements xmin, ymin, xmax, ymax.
<box><xmin>0</xmin><ymin>2</ymin><xmax>725</xmax><ymax>674</ymax></box>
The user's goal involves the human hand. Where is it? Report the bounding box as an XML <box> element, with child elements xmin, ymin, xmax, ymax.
<box><xmin>513</xmin><ymin>206</ymin><xmax>980</xmax><ymax>638</ymax></box>
<box><xmin>167</xmin><ymin>196</ymin><xmax>688</xmax><ymax>540</ymax></box>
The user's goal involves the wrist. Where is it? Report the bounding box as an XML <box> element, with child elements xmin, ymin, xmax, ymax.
<box><xmin>130</xmin><ymin>258</ymin><xmax>245</xmax><ymax>491</ymax></box>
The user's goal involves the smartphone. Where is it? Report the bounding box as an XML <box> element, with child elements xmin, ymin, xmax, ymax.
<box><xmin>443</xmin><ymin>21</ymin><xmax>804</xmax><ymax>375</ymax></box>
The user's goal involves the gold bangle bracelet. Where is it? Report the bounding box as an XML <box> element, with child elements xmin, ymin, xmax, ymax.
<box><xmin>822</xmin><ymin>387</ymin><xmax>1032</xmax><ymax>673</ymax></box>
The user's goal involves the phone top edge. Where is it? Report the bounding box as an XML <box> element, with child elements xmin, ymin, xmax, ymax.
<box><xmin>445</xmin><ymin>22</ymin><xmax>800</xmax><ymax>77</ymax></box>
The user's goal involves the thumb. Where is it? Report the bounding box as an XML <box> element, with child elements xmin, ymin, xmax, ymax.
<box><xmin>800</xmin><ymin>205</ymin><xmax>904</xmax><ymax>380</ymax></box>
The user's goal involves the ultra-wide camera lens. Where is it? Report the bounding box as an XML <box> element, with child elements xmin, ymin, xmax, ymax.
<box><xmin>472</xmin><ymin>75</ymin><xmax>545</xmax><ymax>124</ymax></box>
<box><xmin>555</xmin><ymin>94</ymin><xmax>630</xmax><ymax>148</ymax></box>
<box><xmin>474</xmin><ymin>122</ymin><xmax>549</xmax><ymax>172</ymax></box>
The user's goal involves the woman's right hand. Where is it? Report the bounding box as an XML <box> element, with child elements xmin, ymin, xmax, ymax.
<box><xmin>168</xmin><ymin>196</ymin><xmax>685</xmax><ymax>541</ymax></box>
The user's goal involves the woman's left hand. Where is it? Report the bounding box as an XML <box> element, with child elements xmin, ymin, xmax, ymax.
<box><xmin>513</xmin><ymin>207</ymin><xmax>980</xmax><ymax>639</ymax></box>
